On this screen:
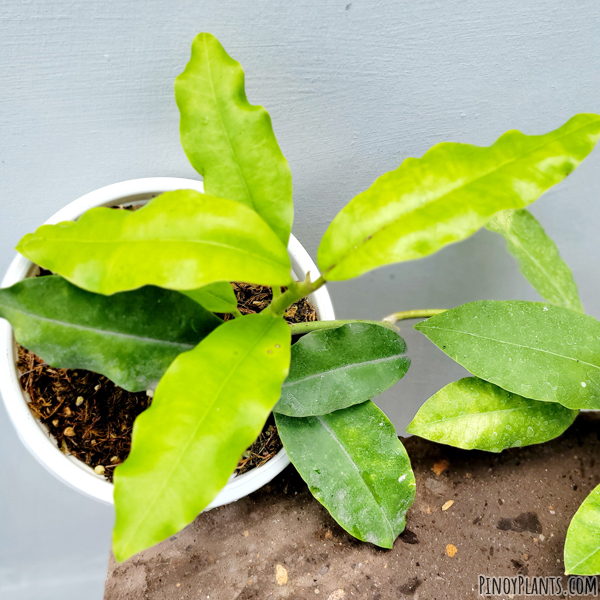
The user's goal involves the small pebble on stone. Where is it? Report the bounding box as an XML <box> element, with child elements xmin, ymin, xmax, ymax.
<box><xmin>432</xmin><ymin>460</ymin><xmax>449</xmax><ymax>475</ymax></box>
<box><xmin>275</xmin><ymin>564</ymin><xmax>288</xmax><ymax>586</ymax></box>
<box><xmin>446</xmin><ymin>544</ymin><xmax>458</xmax><ymax>557</ymax></box>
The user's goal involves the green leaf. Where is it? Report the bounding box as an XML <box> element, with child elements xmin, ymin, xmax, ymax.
<box><xmin>175</xmin><ymin>33</ymin><xmax>293</xmax><ymax>245</ymax></box>
<box><xmin>113</xmin><ymin>313</ymin><xmax>291</xmax><ymax>561</ymax></box>
<box><xmin>407</xmin><ymin>377</ymin><xmax>578</xmax><ymax>452</ymax></box>
<box><xmin>275</xmin><ymin>401</ymin><xmax>416</xmax><ymax>549</ymax></box>
<box><xmin>416</xmin><ymin>301</ymin><xmax>600</xmax><ymax>410</ymax></box>
<box><xmin>318</xmin><ymin>113</ymin><xmax>600</xmax><ymax>281</ymax></box>
<box><xmin>565</xmin><ymin>484</ymin><xmax>600</xmax><ymax>575</ymax></box>
<box><xmin>274</xmin><ymin>323</ymin><xmax>409</xmax><ymax>417</ymax></box>
<box><xmin>182</xmin><ymin>281</ymin><xmax>238</xmax><ymax>313</ymax></box>
<box><xmin>0</xmin><ymin>276</ymin><xmax>221</xmax><ymax>392</ymax></box>
<box><xmin>487</xmin><ymin>209</ymin><xmax>583</xmax><ymax>312</ymax></box>
<box><xmin>17</xmin><ymin>190</ymin><xmax>292</xmax><ymax>295</ymax></box>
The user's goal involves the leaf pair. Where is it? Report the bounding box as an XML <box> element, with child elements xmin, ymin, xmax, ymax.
<box><xmin>409</xmin><ymin>300</ymin><xmax>600</xmax><ymax>451</ymax></box>
<box><xmin>18</xmin><ymin>34</ymin><xmax>295</xmax><ymax>301</ymax></box>
<box><xmin>17</xmin><ymin>112</ymin><xmax>600</xmax><ymax>295</ymax></box>
<box><xmin>114</xmin><ymin>313</ymin><xmax>291</xmax><ymax>561</ymax></box>
<box><xmin>0</xmin><ymin>273</ymin><xmax>291</xmax><ymax>561</ymax></box>
<box><xmin>410</xmin><ymin>190</ymin><xmax>589</xmax><ymax>454</ymax></box>
<box><xmin>274</xmin><ymin>323</ymin><xmax>415</xmax><ymax>549</ymax></box>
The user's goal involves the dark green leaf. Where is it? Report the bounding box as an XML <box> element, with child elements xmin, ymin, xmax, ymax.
<box><xmin>407</xmin><ymin>377</ymin><xmax>578</xmax><ymax>452</ymax></box>
<box><xmin>176</xmin><ymin>33</ymin><xmax>293</xmax><ymax>244</ymax></box>
<box><xmin>318</xmin><ymin>114</ymin><xmax>600</xmax><ymax>281</ymax></box>
<box><xmin>487</xmin><ymin>209</ymin><xmax>583</xmax><ymax>312</ymax></box>
<box><xmin>16</xmin><ymin>189</ymin><xmax>292</xmax><ymax>295</ymax></box>
<box><xmin>275</xmin><ymin>323</ymin><xmax>409</xmax><ymax>417</ymax></box>
<box><xmin>113</xmin><ymin>313</ymin><xmax>291</xmax><ymax>561</ymax></box>
<box><xmin>565</xmin><ymin>484</ymin><xmax>600</xmax><ymax>575</ymax></box>
<box><xmin>182</xmin><ymin>281</ymin><xmax>238</xmax><ymax>313</ymax></box>
<box><xmin>0</xmin><ymin>276</ymin><xmax>221</xmax><ymax>392</ymax></box>
<box><xmin>275</xmin><ymin>401</ymin><xmax>415</xmax><ymax>549</ymax></box>
<box><xmin>416</xmin><ymin>301</ymin><xmax>600</xmax><ymax>410</ymax></box>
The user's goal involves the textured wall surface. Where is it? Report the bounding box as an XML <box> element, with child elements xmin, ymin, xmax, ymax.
<box><xmin>1</xmin><ymin>1</ymin><xmax>599</xmax><ymax>598</ymax></box>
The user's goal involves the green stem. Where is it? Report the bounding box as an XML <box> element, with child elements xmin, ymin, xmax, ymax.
<box><xmin>231</xmin><ymin>307</ymin><xmax>244</xmax><ymax>319</ymax></box>
<box><xmin>290</xmin><ymin>319</ymin><xmax>398</xmax><ymax>336</ymax></box>
<box><xmin>269</xmin><ymin>275</ymin><xmax>326</xmax><ymax>316</ymax></box>
<box><xmin>383</xmin><ymin>308</ymin><xmax>446</xmax><ymax>324</ymax></box>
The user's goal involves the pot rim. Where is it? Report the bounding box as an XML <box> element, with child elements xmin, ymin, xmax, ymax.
<box><xmin>0</xmin><ymin>177</ymin><xmax>335</xmax><ymax>507</ymax></box>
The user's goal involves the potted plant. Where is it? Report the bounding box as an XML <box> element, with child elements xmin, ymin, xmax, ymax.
<box><xmin>0</xmin><ymin>176</ymin><xmax>335</xmax><ymax>506</ymax></box>
<box><xmin>1</xmin><ymin>33</ymin><xmax>600</xmax><ymax>573</ymax></box>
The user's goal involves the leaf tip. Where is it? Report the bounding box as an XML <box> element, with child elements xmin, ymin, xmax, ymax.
<box><xmin>15</xmin><ymin>233</ymin><xmax>33</xmax><ymax>255</ymax></box>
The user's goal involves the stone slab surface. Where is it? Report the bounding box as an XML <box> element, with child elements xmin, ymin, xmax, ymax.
<box><xmin>105</xmin><ymin>414</ymin><xmax>600</xmax><ymax>600</ymax></box>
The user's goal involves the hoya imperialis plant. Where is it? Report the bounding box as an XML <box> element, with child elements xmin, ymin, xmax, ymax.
<box><xmin>2</xmin><ymin>32</ymin><xmax>600</xmax><ymax>565</ymax></box>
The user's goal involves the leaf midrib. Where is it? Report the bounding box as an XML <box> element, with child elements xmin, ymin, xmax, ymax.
<box><xmin>325</xmin><ymin>119</ymin><xmax>596</xmax><ymax>274</ymax></box>
<box><xmin>203</xmin><ymin>34</ymin><xmax>256</xmax><ymax>212</ymax></box>
<box><xmin>24</xmin><ymin>237</ymin><xmax>287</xmax><ymax>272</ymax></box>
<box><xmin>416</xmin><ymin>405</ymin><xmax>535</xmax><ymax>427</ymax></box>
<box><xmin>421</xmin><ymin>324</ymin><xmax>600</xmax><ymax>372</ymax></box>
<box><xmin>2</xmin><ymin>306</ymin><xmax>195</xmax><ymax>350</ymax></box>
<box><xmin>317</xmin><ymin>414</ymin><xmax>394</xmax><ymax>540</ymax></box>
<box><xmin>282</xmin><ymin>353</ymin><xmax>405</xmax><ymax>389</ymax></box>
<box><xmin>567</xmin><ymin>544</ymin><xmax>600</xmax><ymax>573</ymax></box>
<box><xmin>118</xmin><ymin>317</ymin><xmax>279</xmax><ymax>555</ymax></box>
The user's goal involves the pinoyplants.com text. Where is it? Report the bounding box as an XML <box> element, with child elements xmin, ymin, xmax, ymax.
<box><xmin>479</xmin><ymin>575</ymin><xmax>598</xmax><ymax>596</ymax></box>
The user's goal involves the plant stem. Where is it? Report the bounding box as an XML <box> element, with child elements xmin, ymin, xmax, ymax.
<box><xmin>231</xmin><ymin>307</ymin><xmax>244</xmax><ymax>319</ymax></box>
<box><xmin>383</xmin><ymin>308</ymin><xmax>446</xmax><ymax>324</ymax></box>
<box><xmin>268</xmin><ymin>275</ymin><xmax>326</xmax><ymax>316</ymax></box>
<box><xmin>290</xmin><ymin>319</ymin><xmax>398</xmax><ymax>335</ymax></box>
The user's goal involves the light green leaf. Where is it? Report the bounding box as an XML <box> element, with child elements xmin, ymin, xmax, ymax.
<box><xmin>487</xmin><ymin>209</ymin><xmax>583</xmax><ymax>312</ymax></box>
<box><xmin>407</xmin><ymin>377</ymin><xmax>578</xmax><ymax>452</ymax></box>
<box><xmin>17</xmin><ymin>190</ymin><xmax>292</xmax><ymax>295</ymax></box>
<box><xmin>176</xmin><ymin>33</ymin><xmax>293</xmax><ymax>245</ymax></box>
<box><xmin>318</xmin><ymin>114</ymin><xmax>600</xmax><ymax>281</ymax></box>
<box><xmin>565</xmin><ymin>484</ymin><xmax>600</xmax><ymax>574</ymax></box>
<box><xmin>416</xmin><ymin>301</ymin><xmax>600</xmax><ymax>410</ymax></box>
<box><xmin>0</xmin><ymin>276</ymin><xmax>221</xmax><ymax>392</ymax></box>
<box><xmin>182</xmin><ymin>281</ymin><xmax>238</xmax><ymax>313</ymax></box>
<box><xmin>275</xmin><ymin>401</ymin><xmax>415</xmax><ymax>549</ymax></box>
<box><xmin>113</xmin><ymin>313</ymin><xmax>291</xmax><ymax>561</ymax></box>
<box><xmin>274</xmin><ymin>323</ymin><xmax>409</xmax><ymax>417</ymax></box>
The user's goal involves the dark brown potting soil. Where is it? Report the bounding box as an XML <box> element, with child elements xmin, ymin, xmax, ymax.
<box><xmin>17</xmin><ymin>283</ymin><xmax>317</xmax><ymax>481</ymax></box>
<box><xmin>104</xmin><ymin>413</ymin><xmax>600</xmax><ymax>600</ymax></box>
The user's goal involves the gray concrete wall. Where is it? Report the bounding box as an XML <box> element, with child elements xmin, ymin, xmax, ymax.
<box><xmin>1</xmin><ymin>1</ymin><xmax>599</xmax><ymax>597</ymax></box>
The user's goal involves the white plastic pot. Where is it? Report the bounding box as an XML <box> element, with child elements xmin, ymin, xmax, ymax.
<box><xmin>0</xmin><ymin>177</ymin><xmax>335</xmax><ymax>507</ymax></box>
